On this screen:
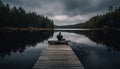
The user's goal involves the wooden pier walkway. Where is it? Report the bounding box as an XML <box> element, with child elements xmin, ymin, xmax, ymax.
<box><xmin>33</xmin><ymin>40</ymin><xmax>84</xmax><ymax>69</ymax></box>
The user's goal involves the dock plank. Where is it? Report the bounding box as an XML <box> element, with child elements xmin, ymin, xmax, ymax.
<box><xmin>33</xmin><ymin>42</ymin><xmax>84</xmax><ymax>69</ymax></box>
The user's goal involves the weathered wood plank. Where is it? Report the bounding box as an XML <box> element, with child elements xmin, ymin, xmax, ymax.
<box><xmin>33</xmin><ymin>41</ymin><xmax>84</xmax><ymax>69</ymax></box>
<box><xmin>48</xmin><ymin>40</ymin><xmax>69</xmax><ymax>45</ymax></box>
<box><xmin>33</xmin><ymin>67</ymin><xmax>84</xmax><ymax>69</ymax></box>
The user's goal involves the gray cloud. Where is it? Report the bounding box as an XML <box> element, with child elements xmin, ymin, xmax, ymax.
<box><xmin>62</xmin><ymin>0</ymin><xmax>120</xmax><ymax>16</ymax></box>
<box><xmin>1</xmin><ymin>0</ymin><xmax>120</xmax><ymax>25</ymax></box>
<box><xmin>2</xmin><ymin>0</ymin><xmax>41</xmax><ymax>10</ymax></box>
<box><xmin>2</xmin><ymin>0</ymin><xmax>23</xmax><ymax>5</ymax></box>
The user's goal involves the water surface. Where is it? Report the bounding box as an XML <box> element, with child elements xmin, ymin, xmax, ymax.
<box><xmin>0</xmin><ymin>29</ymin><xmax>120</xmax><ymax>69</ymax></box>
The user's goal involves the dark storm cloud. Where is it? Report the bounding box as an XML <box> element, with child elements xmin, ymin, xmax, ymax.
<box><xmin>1</xmin><ymin>0</ymin><xmax>120</xmax><ymax>25</ymax></box>
<box><xmin>2</xmin><ymin>0</ymin><xmax>120</xmax><ymax>16</ymax></box>
<box><xmin>2</xmin><ymin>0</ymin><xmax>41</xmax><ymax>9</ymax></box>
<box><xmin>62</xmin><ymin>0</ymin><xmax>120</xmax><ymax>16</ymax></box>
<box><xmin>62</xmin><ymin>0</ymin><xmax>90</xmax><ymax>15</ymax></box>
<box><xmin>2</xmin><ymin>0</ymin><xmax>22</xmax><ymax>4</ymax></box>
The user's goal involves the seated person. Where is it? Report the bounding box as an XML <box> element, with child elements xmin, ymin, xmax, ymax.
<box><xmin>57</xmin><ymin>32</ymin><xmax>63</xmax><ymax>41</ymax></box>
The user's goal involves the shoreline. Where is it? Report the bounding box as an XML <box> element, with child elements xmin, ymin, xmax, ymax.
<box><xmin>0</xmin><ymin>27</ymin><xmax>53</xmax><ymax>31</ymax></box>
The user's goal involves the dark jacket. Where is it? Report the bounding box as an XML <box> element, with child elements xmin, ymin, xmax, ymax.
<box><xmin>57</xmin><ymin>34</ymin><xmax>63</xmax><ymax>40</ymax></box>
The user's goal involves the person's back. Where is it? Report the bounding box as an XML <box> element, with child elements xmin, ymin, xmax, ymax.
<box><xmin>57</xmin><ymin>32</ymin><xmax>63</xmax><ymax>40</ymax></box>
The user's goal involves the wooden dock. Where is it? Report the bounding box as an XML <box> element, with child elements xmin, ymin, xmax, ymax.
<box><xmin>33</xmin><ymin>40</ymin><xmax>84</xmax><ymax>69</ymax></box>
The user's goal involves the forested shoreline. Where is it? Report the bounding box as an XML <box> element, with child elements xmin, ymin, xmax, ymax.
<box><xmin>1</xmin><ymin>0</ymin><xmax>120</xmax><ymax>30</ymax></box>
<box><xmin>83</xmin><ymin>6</ymin><xmax>120</xmax><ymax>29</ymax></box>
<box><xmin>56</xmin><ymin>6</ymin><xmax>120</xmax><ymax>30</ymax></box>
<box><xmin>0</xmin><ymin>0</ymin><xmax>54</xmax><ymax>30</ymax></box>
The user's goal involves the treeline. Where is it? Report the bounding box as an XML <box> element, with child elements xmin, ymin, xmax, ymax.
<box><xmin>84</xmin><ymin>7</ymin><xmax>120</xmax><ymax>29</ymax></box>
<box><xmin>78</xmin><ymin>6</ymin><xmax>120</xmax><ymax>29</ymax></box>
<box><xmin>56</xmin><ymin>6</ymin><xmax>120</xmax><ymax>29</ymax></box>
<box><xmin>54</xmin><ymin>23</ymin><xmax>85</xmax><ymax>28</ymax></box>
<box><xmin>0</xmin><ymin>0</ymin><xmax>54</xmax><ymax>28</ymax></box>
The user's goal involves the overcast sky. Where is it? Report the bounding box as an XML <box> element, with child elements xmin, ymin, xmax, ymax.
<box><xmin>2</xmin><ymin>0</ymin><xmax>120</xmax><ymax>26</ymax></box>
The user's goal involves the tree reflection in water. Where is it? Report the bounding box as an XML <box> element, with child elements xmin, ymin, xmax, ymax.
<box><xmin>80</xmin><ymin>30</ymin><xmax>120</xmax><ymax>51</ymax></box>
<box><xmin>0</xmin><ymin>30</ymin><xmax>53</xmax><ymax>58</ymax></box>
<box><xmin>55</xmin><ymin>30</ymin><xmax>120</xmax><ymax>51</ymax></box>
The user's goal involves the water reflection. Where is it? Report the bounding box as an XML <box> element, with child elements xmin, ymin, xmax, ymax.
<box><xmin>78</xmin><ymin>30</ymin><xmax>120</xmax><ymax>51</ymax></box>
<box><xmin>0</xmin><ymin>30</ymin><xmax>53</xmax><ymax>58</ymax></box>
<box><xmin>86</xmin><ymin>30</ymin><xmax>120</xmax><ymax>51</ymax></box>
<box><xmin>55</xmin><ymin>30</ymin><xmax>120</xmax><ymax>51</ymax></box>
<box><xmin>0</xmin><ymin>29</ymin><xmax>120</xmax><ymax>69</ymax></box>
<box><xmin>54</xmin><ymin>29</ymin><xmax>120</xmax><ymax>69</ymax></box>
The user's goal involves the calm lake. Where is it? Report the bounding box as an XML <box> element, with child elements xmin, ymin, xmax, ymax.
<box><xmin>0</xmin><ymin>29</ymin><xmax>120</xmax><ymax>69</ymax></box>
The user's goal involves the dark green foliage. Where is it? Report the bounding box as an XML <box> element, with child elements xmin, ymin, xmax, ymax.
<box><xmin>56</xmin><ymin>6</ymin><xmax>120</xmax><ymax>29</ymax></box>
<box><xmin>0</xmin><ymin>0</ymin><xmax>54</xmax><ymax>28</ymax></box>
<box><xmin>82</xmin><ymin>7</ymin><xmax>120</xmax><ymax>29</ymax></box>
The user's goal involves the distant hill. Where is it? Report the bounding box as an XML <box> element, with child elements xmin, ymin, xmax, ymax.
<box><xmin>55</xmin><ymin>23</ymin><xmax>87</xmax><ymax>28</ymax></box>
<box><xmin>83</xmin><ymin>7</ymin><xmax>120</xmax><ymax>29</ymax></box>
<box><xmin>56</xmin><ymin>7</ymin><xmax>120</xmax><ymax>29</ymax></box>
